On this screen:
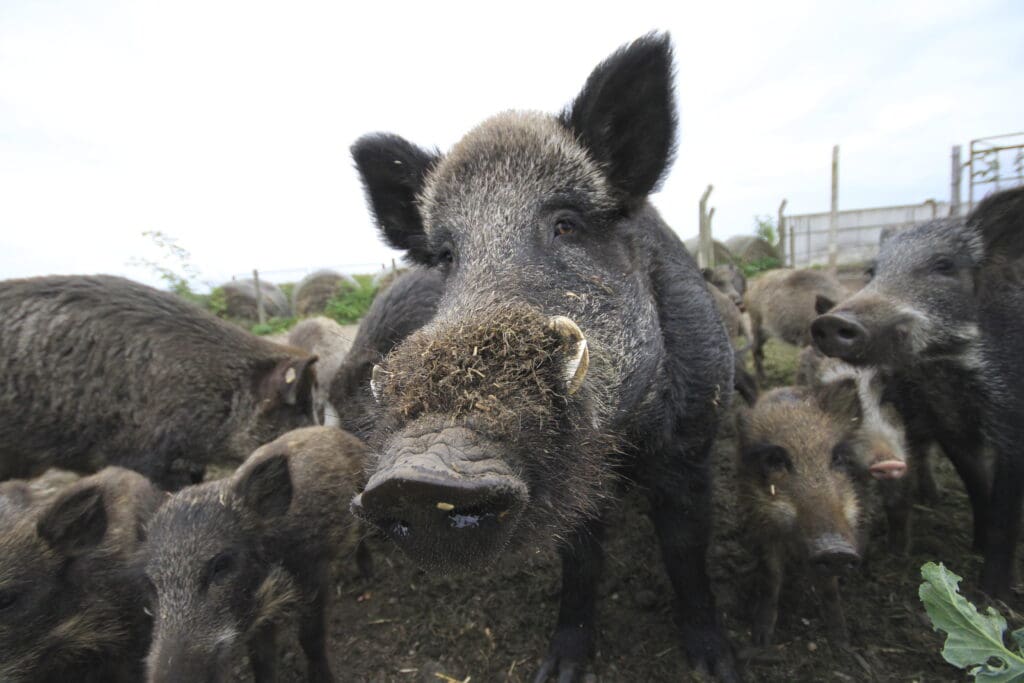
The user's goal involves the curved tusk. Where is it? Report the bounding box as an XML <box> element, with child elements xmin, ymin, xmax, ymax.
<box><xmin>370</xmin><ymin>364</ymin><xmax>385</xmax><ymax>403</ymax></box>
<box><xmin>549</xmin><ymin>316</ymin><xmax>589</xmax><ymax>395</ymax></box>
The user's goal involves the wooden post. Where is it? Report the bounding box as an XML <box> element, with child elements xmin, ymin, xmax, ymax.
<box><xmin>698</xmin><ymin>184</ymin><xmax>714</xmax><ymax>269</ymax></box>
<box><xmin>828</xmin><ymin>145</ymin><xmax>839</xmax><ymax>273</ymax></box>
<box><xmin>950</xmin><ymin>145</ymin><xmax>962</xmax><ymax>217</ymax></box>
<box><xmin>253</xmin><ymin>269</ymin><xmax>266</xmax><ymax>325</ymax></box>
<box><xmin>777</xmin><ymin>199</ymin><xmax>788</xmax><ymax>266</ymax></box>
<box><xmin>707</xmin><ymin>207</ymin><xmax>716</xmax><ymax>268</ymax></box>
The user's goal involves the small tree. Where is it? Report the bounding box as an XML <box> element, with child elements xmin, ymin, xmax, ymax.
<box><xmin>128</xmin><ymin>230</ymin><xmax>201</xmax><ymax>297</ymax></box>
<box><xmin>754</xmin><ymin>215</ymin><xmax>778</xmax><ymax>246</ymax></box>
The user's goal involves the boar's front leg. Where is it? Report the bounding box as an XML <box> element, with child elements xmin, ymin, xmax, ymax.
<box><xmin>750</xmin><ymin>541</ymin><xmax>784</xmax><ymax>646</ymax></box>
<box><xmin>249</xmin><ymin>624</ymin><xmax>279</xmax><ymax>683</ymax></box>
<box><xmin>299</xmin><ymin>561</ymin><xmax>335</xmax><ymax>683</ymax></box>
<box><xmin>533</xmin><ymin>517</ymin><xmax>605</xmax><ymax>683</ymax></box>
<box><xmin>648</xmin><ymin>456</ymin><xmax>740</xmax><ymax>683</ymax></box>
<box><xmin>814</xmin><ymin>574</ymin><xmax>848</xmax><ymax>644</ymax></box>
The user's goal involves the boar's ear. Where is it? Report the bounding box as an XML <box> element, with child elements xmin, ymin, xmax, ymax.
<box><xmin>563</xmin><ymin>32</ymin><xmax>676</xmax><ymax>205</ymax></box>
<box><xmin>262</xmin><ymin>355</ymin><xmax>317</xmax><ymax>408</ymax></box>
<box><xmin>816</xmin><ymin>377</ymin><xmax>862</xmax><ymax>426</ymax></box>
<box><xmin>37</xmin><ymin>485</ymin><xmax>108</xmax><ymax>557</ymax></box>
<box><xmin>232</xmin><ymin>454</ymin><xmax>293</xmax><ymax>519</ymax></box>
<box><xmin>970</xmin><ymin>187</ymin><xmax>1024</xmax><ymax>263</ymax></box>
<box><xmin>352</xmin><ymin>133</ymin><xmax>440</xmax><ymax>266</ymax></box>
<box><xmin>814</xmin><ymin>294</ymin><xmax>836</xmax><ymax>315</ymax></box>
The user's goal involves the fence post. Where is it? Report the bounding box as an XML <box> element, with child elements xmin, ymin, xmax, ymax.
<box><xmin>253</xmin><ymin>269</ymin><xmax>266</xmax><ymax>325</ymax></box>
<box><xmin>698</xmin><ymin>184</ymin><xmax>714</xmax><ymax>269</ymax></box>
<box><xmin>777</xmin><ymin>199</ymin><xmax>788</xmax><ymax>266</ymax></box>
<box><xmin>828</xmin><ymin>145</ymin><xmax>839</xmax><ymax>273</ymax></box>
<box><xmin>950</xmin><ymin>145</ymin><xmax>962</xmax><ymax>217</ymax></box>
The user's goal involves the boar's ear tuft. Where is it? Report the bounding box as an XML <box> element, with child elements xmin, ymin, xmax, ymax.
<box><xmin>816</xmin><ymin>377</ymin><xmax>862</xmax><ymax>426</ymax></box>
<box><xmin>970</xmin><ymin>187</ymin><xmax>1024</xmax><ymax>263</ymax></box>
<box><xmin>37</xmin><ymin>485</ymin><xmax>108</xmax><ymax>556</ymax></box>
<box><xmin>233</xmin><ymin>454</ymin><xmax>293</xmax><ymax>519</ymax></box>
<box><xmin>563</xmin><ymin>32</ymin><xmax>677</xmax><ymax>205</ymax></box>
<box><xmin>352</xmin><ymin>133</ymin><xmax>440</xmax><ymax>266</ymax></box>
<box><xmin>814</xmin><ymin>294</ymin><xmax>836</xmax><ymax>315</ymax></box>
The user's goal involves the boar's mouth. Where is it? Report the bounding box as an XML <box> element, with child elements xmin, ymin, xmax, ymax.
<box><xmin>350</xmin><ymin>426</ymin><xmax>529</xmax><ymax>572</ymax></box>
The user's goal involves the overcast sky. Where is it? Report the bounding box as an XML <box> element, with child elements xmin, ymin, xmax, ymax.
<box><xmin>2</xmin><ymin>0</ymin><xmax>1022</xmax><ymax>290</ymax></box>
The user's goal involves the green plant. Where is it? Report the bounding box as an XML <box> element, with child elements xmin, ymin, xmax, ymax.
<box><xmin>741</xmin><ymin>257</ymin><xmax>781</xmax><ymax>278</ymax></box>
<box><xmin>919</xmin><ymin>561</ymin><xmax>1024</xmax><ymax>681</ymax></box>
<box><xmin>129</xmin><ymin>231</ymin><xmax>201</xmax><ymax>294</ymax></box>
<box><xmin>324</xmin><ymin>278</ymin><xmax>378</xmax><ymax>324</ymax></box>
<box><xmin>251</xmin><ymin>316</ymin><xmax>297</xmax><ymax>336</ymax></box>
<box><xmin>754</xmin><ymin>215</ymin><xmax>778</xmax><ymax>246</ymax></box>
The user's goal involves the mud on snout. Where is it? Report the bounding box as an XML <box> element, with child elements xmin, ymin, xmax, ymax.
<box><xmin>351</xmin><ymin>304</ymin><xmax>608</xmax><ymax>572</ymax></box>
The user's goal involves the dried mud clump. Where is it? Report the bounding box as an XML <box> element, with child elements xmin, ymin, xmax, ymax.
<box><xmin>379</xmin><ymin>305</ymin><xmax>575</xmax><ymax>435</ymax></box>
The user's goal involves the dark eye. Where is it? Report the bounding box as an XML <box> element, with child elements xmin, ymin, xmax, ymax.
<box><xmin>932</xmin><ymin>257</ymin><xmax>956</xmax><ymax>275</ymax></box>
<box><xmin>864</xmin><ymin>265</ymin><xmax>876</xmax><ymax>280</ymax></box>
<box><xmin>0</xmin><ymin>589</ymin><xmax>19</xmax><ymax>612</ymax></box>
<box><xmin>553</xmin><ymin>215</ymin><xmax>579</xmax><ymax>238</ymax></box>
<box><xmin>440</xmin><ymin>249</ymin><xmax>454</xmax><ymax>265</ymax></box>
<box><xmin>832</xmin><ymin>442</ymin><xmax>854</xmax><ymax>469</ymax></box>
<box><xmin>764</xmin><ymin>447</ymin><xmax>791</xmax><ymax>472</ymax></box>
<box><xmin>208</xmin><ymin>552</ymin><xmax>236</xmax><ymax>583</ymax></box>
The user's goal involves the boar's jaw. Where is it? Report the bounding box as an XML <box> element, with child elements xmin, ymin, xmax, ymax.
<box><xmin>351</xmin><ymin>426</ymin><xmax>529</xmax><ymax>572</ymax></box>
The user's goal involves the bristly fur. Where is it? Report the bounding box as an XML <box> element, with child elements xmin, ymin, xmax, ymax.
<box><xmin>0</xmin><ymin>274</ymin><xmax>318</xmax><ymax>489</ymax></box>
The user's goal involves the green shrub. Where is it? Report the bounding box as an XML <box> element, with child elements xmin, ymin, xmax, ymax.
<box><xmin>741</xmin><ymin>257</ymin><xmax>781</xmax><ymax>277</ymax></box>
<box><xmin>324</xmin><ymin>277</ymin><xmax>378</xmax><ymax>324</ymax></box>
<box><xmin>251</xmin><ymin>316</ymin><xmax>297</xmax><ymax>336</ymax></box>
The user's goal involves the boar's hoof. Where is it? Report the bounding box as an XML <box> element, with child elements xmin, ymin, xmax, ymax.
<box><xmin>809</xmin><ymin>534</ymin><xmax>861</xmax><ymax>575</ymax></box>
<box><xmin>351</xmin><ymin>468</ymin><xmax>528</xmax><ymax>571</ymax></box>
<box><xmin>868</xmin><ymin>459</ymin><xmax>907</xmax><ymax>480</ymax></box>
<box><xmin>548</xmin><ymin>316</ymin><xmax>589</xmax><ymax>395</ymax></box>
<box><xmin>811</xmin><ymin>313</ymin><xmax>869</xmax><ymax>362</ymax></box>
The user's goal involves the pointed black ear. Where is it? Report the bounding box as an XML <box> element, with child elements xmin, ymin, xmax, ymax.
<box><xmin>815</xmin><ymin>294</ymin><xmax>836</xmax><ymax>315</ymax></box>
<box><xmin>232</xmin><ymin>454</ymin><xmax>293</xmax><ymax>519</ymax></box>
<box><xmin>970</xmin><ymin>187</ymin><xmax>1024</xmax><ymax>263</ymax></box>
<box><xmin>37</xmin><ymin>485</ymin><xmax>108</xmax><ymax>556</ymax></box>
<box><xmin>563</xmin><ymin>32</ymin><xmax>677</xmax><ymax>204</ymax></box>
<box><xmin>352</xmin><ymin>134</ymin><xmax>440</xmax><ymax>266</ymax></box>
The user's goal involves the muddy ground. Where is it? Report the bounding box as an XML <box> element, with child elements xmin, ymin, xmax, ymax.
<box><xmin>235</xmin><ymin>338</ymin><xmax>1017</xmax><ymax>682</ymax></box>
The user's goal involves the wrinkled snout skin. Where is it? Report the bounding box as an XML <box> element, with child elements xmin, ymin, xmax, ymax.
<box><xmin>811</xmin><ymin>293</ymin><xmax>920</xmax><ymax>367</ymax></box>
<box><xmin>355</xmin><ymin>425</ymin><xmax>529</xmax><ymax>571</ymax></box>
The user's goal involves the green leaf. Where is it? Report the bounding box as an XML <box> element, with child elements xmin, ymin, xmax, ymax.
<box><xmin>919</xmin><ymin>562</ymin><xmax>1024</xmax><ymax>681</ymax></box>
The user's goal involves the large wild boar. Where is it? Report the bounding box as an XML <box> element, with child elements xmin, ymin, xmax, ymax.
<box><xmin>0</xmin><ymin>467</ymin><xmax>163</xmax><ymax>682</ymax></box>
<box><xmin>144</xmin><ymin>426</ymin><xmax>367</xmax><ymax>683</ymax></box>
<box><xmin>347</xmin><ymin>35</ymin><xmax>737</xmax><ymax>680</ymax></box>
<box><xmin>329</xmin><ymin>266</ymin><xmax>445</xmax><ymax>440</ymax></box>
<box><xmin>0</xmin><ymin>275</ymin><xmax>318</xmax><ymax>489</ymax></box>
<box><xmin>811</xmin><ymin>187</ymin><xmax>1024</xmax><ymax>597</ymax></box>
<box><xmin>286</xmin><ymin>316</ymin><xmax>353</xmax><ymax>426</ymax></box>
<box><xmin>745</xmin><ymin>268</ymin><xmax>845</xmax><ymax>380</ymax></box>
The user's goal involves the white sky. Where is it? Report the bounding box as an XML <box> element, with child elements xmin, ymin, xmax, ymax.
<box><xmin>2</xmin><ymin>0</ymin><xmax>1022</xmax><ymax>290</ymax></box>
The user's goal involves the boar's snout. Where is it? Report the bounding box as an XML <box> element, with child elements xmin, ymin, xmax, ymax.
<box><xmin>868</xmin><ymin>459</ymin><xmax>907</xmax><ymax>480</ymax></box>
<box><xmin>351</xmin><ymin>428</ymin><xmax>528</xmax><ymax>572</ymax></box>
<box><xmin>809</xmin><ymin>534</ymin><xmax>861</xmax><ymax>575</ymax></box>
<box><xmin>811</xmin><ymin>312</ymin><xmax>870</xmax><ymax>363</ymax></box>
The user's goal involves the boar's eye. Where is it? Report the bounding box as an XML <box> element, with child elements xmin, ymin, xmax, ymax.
<box><xmin>931</xmin><ymin>256</ymin><xmax>956</xmax><ymax>276</ymax></box>
<box><xmin>831</xmin><ymin>442</ymin><xmax>855</xmax><ymax>470</ymax></box>
<box><xmin>763</xmin><ymin>447</ymin><xmax>792</xmax><ymax>473</ymax></box>
<box><xmin>553</xmin><ymin>213</ymin><xmax>582</xmax><ymax>239</ymax></box>
<box><xmin>0</xmin><ymin>588</ymin><xmax>19</xmax><ymax>612</ymax></box>
<box><xmin>207</xmin><ymin>552</ymin><xmax>237</xmax><ymax>584</ymax></box>
<box><xmin>864</xmin><ymin>264</ymin><xmax>876</xmax><ymax>280</ymax></box>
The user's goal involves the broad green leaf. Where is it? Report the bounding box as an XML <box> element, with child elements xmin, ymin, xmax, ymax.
<box><xmin>919</xmin><ymin>562</ymin><xmax>1024</xmax><ymax>682</ymax></box>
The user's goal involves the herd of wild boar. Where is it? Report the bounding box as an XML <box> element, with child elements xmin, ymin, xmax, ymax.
<box><xmin>1</xmin><ymin>32</ymin><xmax>1022</xmax><ymax>682</ymax></box>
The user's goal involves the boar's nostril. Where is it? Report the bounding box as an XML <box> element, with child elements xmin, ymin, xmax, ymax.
<box><xmin>811</xmin><ymin>314</ymin><xmax>869</xmax><ymax>361</ymax></box>
<box><xmin>809</xmin><ymin>535</ymin><xmax>861</xmax><ymax>575</ymax></box>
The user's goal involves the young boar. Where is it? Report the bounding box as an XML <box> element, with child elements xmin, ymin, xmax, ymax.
<box><xmin>812</xmin><ymin>187</ymin><xmax>1024</xmax><ymax>597</ymax></box>
<box><xmin>348</xmin><ymin>34</ymin><xmax>737</xmax><ymax>681</ymax></box>
<box><xmin>0</xmin><ymin>275</ymin><xmax>318</xmax><ymax>489</ymax></box>
<box><xmin>745</xmin><ymin>268</ymin><xmax>846</xmax><ymax>380</ymax></box>
<box><xmin>144</xmin><ymin>426</ymin><xmax>367</xmax><ymax>683</ymax></box>
<box><xmin>0</xmin><ymin>467</ymin><xmax>163</xmax><ymax>682</ymax></box>
<box><xmin>285</xmin><ymin>316</ymin><xmax>354</xmax><ymax>426</ymax></box>
<box><xmin>329</xmin><ymin>267</ymin><xmax>444</xmax><ymax>440</ymax></box>
<box><xmin>737</xmin><ymin>387</ymin><xmax>865</xmax><ymax>646</ymax></box>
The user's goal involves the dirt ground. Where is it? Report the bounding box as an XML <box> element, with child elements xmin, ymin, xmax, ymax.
<box><xmin>236</xmin><ymin>338</ymin><xmax>1017</xmax><ymax>682</ymax></box>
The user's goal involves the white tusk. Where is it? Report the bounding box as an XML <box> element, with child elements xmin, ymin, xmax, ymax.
<box><xmin>549</xmin><ymin>316</ymin><xmax>589</xmax><ymax>395</ymax></box>
<box><xmin>323</xmin><ymin>403</ymin><xmax>341</xmax><ymax>427</ymax></box>
<box><xmin>370</xmin><ymin>364</ymin><xmax>385</xmax><ymax>403</ymax></box>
